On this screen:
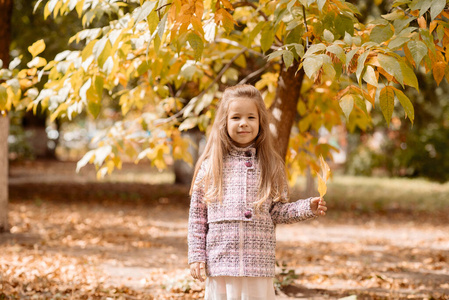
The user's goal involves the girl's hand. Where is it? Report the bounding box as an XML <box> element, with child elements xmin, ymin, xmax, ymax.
<box><xmin>190</xmin><ymin>262</ymin><xmax>206</xmax><ymax>282</ymax></box>
<box><xmin>310</xmin><ymin>197</ymin><xmax>327</xmax><ymax>216</ymax></box>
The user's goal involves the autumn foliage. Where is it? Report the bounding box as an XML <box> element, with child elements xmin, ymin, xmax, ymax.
<box><xmin>0</xmin><ymin>0</ymin><xmax>448</xmax><ymax>180</ymax></box>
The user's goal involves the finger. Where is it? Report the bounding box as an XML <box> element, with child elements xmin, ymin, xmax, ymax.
<box><xmin>190</xmin><ymin>264</ymin><xmax>197</xmax><ymax>279</ymax></box>
<box><xmin>198</xmin><ymin>263</ymin><xmax>206</xmax><ymax>282</ymax></box>
<box><xmin>194</xmin><ymin>265</ymin><xmax>199</xmax><ymax>278</ymax></box>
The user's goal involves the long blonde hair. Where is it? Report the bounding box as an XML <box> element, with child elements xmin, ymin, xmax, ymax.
<box><xmin>189</xmin><ymin>84</ymin><xmax>288</xmax><ymax>206</ymax></box>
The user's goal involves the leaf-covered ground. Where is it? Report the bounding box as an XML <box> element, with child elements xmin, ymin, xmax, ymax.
<box><xmin>1</xmin><ymin>160</ymin><xmax>449</xmax><ymax>299</ymax></box>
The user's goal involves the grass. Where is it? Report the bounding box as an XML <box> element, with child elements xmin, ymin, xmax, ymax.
<box><xmin>105</xmin><ymin>166</ymin><xmax>449</xmax><ymax>214</ymax></box>
<box><xmin>315</xmin><ymin>175</ymin><xmax>449</xmax><ymax>214</ymax></box>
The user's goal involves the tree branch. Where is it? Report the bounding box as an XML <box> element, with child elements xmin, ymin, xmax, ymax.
<box><xmin>231</xmin><ymin>2</ymin><xmax>283</xmax><ymax>46</ymax></box>
<box><xmin>303</xmin><ymin>6</ymin><xmax>309</xmax><ymax>50</ymax></box>
<box><xmin>238</xmin><ymin>62</ymin><xmax>271</xmax><ymax>85</ymax></box>
<box><xmin>233</xmin><ymin>1</ymin><xmax>269</xmax><ymax>21</ymax></box>
<box><xmin>153</xmin><ymin>48</ymin><xmax>248</xmax><ymax>126</ymax></box>
<box><xmin>215</xmin><ymin>38</ymin><xmax>265</xmax><ymax>57</ymax></box>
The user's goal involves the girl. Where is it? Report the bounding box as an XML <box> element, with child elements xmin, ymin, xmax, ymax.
<box><xmin>188</xmin><ymin>84</ymin><xmax>327</xmax><ymax>299</ymax></box>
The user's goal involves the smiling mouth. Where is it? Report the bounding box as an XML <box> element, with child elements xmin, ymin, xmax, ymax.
<box><xmin>238</xmin><ymin>132</ymin><xmax>251</xmax><ymax>134</ymax></box>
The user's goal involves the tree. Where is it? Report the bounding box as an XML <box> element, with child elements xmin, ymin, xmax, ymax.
<box><xmin>1</xmin><ymin>0</ymin><xmax>449</xmax><ymax>183</ymax></box>
<box><xmin>0</xmin><ymin>0</ymin><xmax>13</xmax><ymax>233</ymax></box>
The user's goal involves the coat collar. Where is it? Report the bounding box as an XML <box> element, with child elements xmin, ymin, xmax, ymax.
<box><xmin>228</xmin><ymin>143</ymin><xmax>256</xmax><ymax>158</ymax></box>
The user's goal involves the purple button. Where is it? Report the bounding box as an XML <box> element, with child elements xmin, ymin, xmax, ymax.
<box><xmin>244</xmin><ymin>151</ymin><xmax>252</xmax><ymax>157</ymax></box>
<box><xmin>245</xmin><ymin>161</ymin><xmax>252</xmax><ymax>167</ymax></box>
<box><xmin>244</xmin><ymin>211</ymin><xmax>252</xmax><ymax>219</ymax></box>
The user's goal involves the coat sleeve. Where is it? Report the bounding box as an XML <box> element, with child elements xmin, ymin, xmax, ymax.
<box><xmin>269</xmin><ymin>170</ymin><xmax>317</xmax><ymax>224</ymax></box>
<box><xmin>269</xmin><ymin>197</ymin><xmax>317</xmax><ymax>224</ymax></box>
<box><xmin>188</xmin><ymin>161</ymin><xmax>208</xmax><ymax>264</ymax></box>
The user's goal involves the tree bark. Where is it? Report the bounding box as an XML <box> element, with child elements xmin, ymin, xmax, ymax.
<box><xmin>269</xmin><ymin>61</ymin><xmax>305</xmax><ymax>160</ymax></box>
<box><xmin>0</xmin><ymin>115</ymin><xmax>9</xmax><ymax>232</ymax></box>
<box><xmin>0</xmin><ymin>0</ymin><xmax>13</xmax><ymax>67</ymax></box>
<box><xmin>0</xmin><ymin>0</ymin><xmax>13</xmax><ymax>233</ymax></box>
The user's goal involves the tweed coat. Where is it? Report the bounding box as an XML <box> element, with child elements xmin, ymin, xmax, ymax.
<box><xmin>188</xmin><ymin>145</ymin><xmax>317</xmax><ymax>277</ymax></box>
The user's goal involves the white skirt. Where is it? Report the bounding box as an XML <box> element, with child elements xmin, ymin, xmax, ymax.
<box><xmin>204</xmin><ymin>276</ymin><xmax>276</xmax><ymax>300</ymax></box>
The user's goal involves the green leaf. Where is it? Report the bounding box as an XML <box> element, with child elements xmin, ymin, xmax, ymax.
<box><xmin>356</xmin><ymin>50</ymin><xmax>369</xmax><ymax>83</ymax></box>
<box><xmin>388</xmin><ymin>36</ymin><xmax>410</xmax><ymax>50</ymax></box>
<box><xmin>354</xmin><ymin>94</ymin><xmax>368</xmax><ymax>116</ymax></box>
<box><xmin>147</xmin><ymin>10</ymin><xmax>159</xmax><ymax>34</ymax></box>
<box><xmin>267</xmin><ymin>50</ymin><xmax>284</xmax><ymax>62</ymax></box>
<box><xmin>407</xmin><ymin>40</ymin><xmax>427</xmax><ymax>67</ymax></box>
<box><xmin>370</xmin><ymin>25</ymin><xmax>394</xmax><ymax>44</ymax></box>
<box><xmin>381</xmin><ymin>10</ymin><xmax>404</xmax><ymax>21</ymax></box>
<box><xmin>430</xmin><ymin>0</ymin><xmax>446</xmax><ymax>20</ymax></box>
<box><xmin>97</xmin><ymin>40</ymin><xmax>112</xmax><ymax>68</ymax></box>
<box><xmin>393</xmin><ymin>17</ymin><xmax>415</xmax><ymax>33</ymax></box>
<box><xmin>378</xmin><ymin>53</ymin><xmax>403</xmax><ymax>85</ymax></box>
<box><xmin>187</xmin><ymin>32</ymin><xmax>204</xmax><ymax>61</ymax></box>
<box><xmin>304</xmin><ymin>43</ymin><xmax>326</xmax><ymax>57</ymax></box>
<box><xmin>379</xmin><ymin>86</ymin><xmax>395</xmax><ymax>126</ymax></box>
<box><xmin>346</xmin><ymin>48</ymin><xmax>358</xmax><ymax>67</ymax></box>
<box><xmin>362</xmin><ymin>65</ymin><xmax>378</xmax><ymax>86</ymax></box>
<box><xmin>88</xmin><ymin>101</ymin><xmax>101</xmax><ymax>118</ymax></box>
<box><xmin>261</xmin><ymin>24</ymin><xmax>275</xmax><ymax>53</ymax></box>
<box><xmin>94</xmin><ymin>75</ymin><xmax>104</xmax><ymax>99</ymax></box>
<box><xmin>344</xmin><ymin>32</ymin><xmax>353</xmax><ymax>45</ymax></box>
<box><xmin>283</xmin><ymin>51</ymin><xmax>294</xmax><ymax>68</ymax></box>
<box><xmin>179</xmin><ymin>117</ymin><xmax>198</xmax><ymax>131</ymax></box>
<box><xmin>303</xmin><ymin>56</ymin><xmax>323</xmax><ymax>79</ymax></box>
<box><xmin>248</xmin><ymin>22</ymin><xmax>264</xmax><ymax>47</ymax></box>
<box><xmin>323</xmin><ymin>29</ymin><xmax>334</xmax><ymax>43</ymax></box>
<box><xmin>326</xmin><ymin>45</ymin><xmax>346</xmax><ymax>64</ymax></box>
<box><xmin>317</xmin><ymin>0</ymin><xmax>327</xmax><ymax>11</ymax></box>
<box><xmin>295</xmin><ymin>44</ymin><xmax>305</xmax><ymax>58</ymax></box>
<box><xmin>399</xmin><ymin>61</ymin><xmax>419</xmax><ymax>91</ymax></box>
<box><xmin>392</xmin><ymin>87</ymin><xmax>414</xmax><ymax>124</ymax></box>
<box><xmin>339</xmin><ymin>94</ymin><xmax>354</xmax><ymax>120</ymax></box>
<box><xmin>134</xmin><ymin>1</ymin><xmax>158</xmax><ymax>25</ymax></box>
<box><xmin>285</xmin><ymin>26</ymin><xmax>303</xmax><ymax>46</ymax></box>
<box><xmin>335</xmin><ymin>15</ymin><xmax>354</xmax><ymax>37</ymax></box>
<box><xmin>323</xmin><ymin>62</ymin><xmax>336</xmax><ymax>80</ymax></box>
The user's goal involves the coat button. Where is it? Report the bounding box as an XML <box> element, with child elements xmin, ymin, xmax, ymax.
<box><xmin>244</xmin><ymin>211</ymin><xmax>252</xmax><ymax>219</ymax></box>
<box><xmin>245</xmin><ymin>161</ymin><xmax>252</xmax><ymax>167</ymax></box>
<box><xmin>244</xmin><ymin>151</ymin><xmax>252</xmax><ymax>157</ymax></box>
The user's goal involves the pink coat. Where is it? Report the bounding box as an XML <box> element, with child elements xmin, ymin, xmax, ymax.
<box><xmin>188</xmin><ymin>145</ymin><xmax>316</xmax><ymax>277</ymax></box>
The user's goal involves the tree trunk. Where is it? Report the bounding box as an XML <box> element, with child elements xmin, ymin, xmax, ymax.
<box><xmin>174</xmin><ymin>128</ymin><xmax>203</xmax><ymax>185</ymax></box>
<box><xmin>0</xmin><ymin>115</ymin><xmax>9</xmax><ymax>232</ymax></box>
<box><xmin>269</xmin><ymin>61</ymin><xmax>305</xmax><ymax>160</ymax></box>
<box><xmin>0</xmin><ymin>0</ymin><xmax>13</xmax><ymax>233</ymax></box>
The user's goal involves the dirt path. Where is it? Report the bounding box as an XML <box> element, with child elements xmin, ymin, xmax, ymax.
<box><xmin>2</xmin><ymin>160</ymin><xmax>449</xmax><ymax>299</ymax></box>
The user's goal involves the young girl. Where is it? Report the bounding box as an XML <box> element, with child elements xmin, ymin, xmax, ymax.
<box><xmin>188</xmin><ymin>84</ymin><xmax>327</xmax><ymax>299</ymax></box>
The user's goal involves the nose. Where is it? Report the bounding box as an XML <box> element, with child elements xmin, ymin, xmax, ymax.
<box><xmin>239</xmin><ymin>118</ymin><xmax>248</xmax><ymax>127</ymax></box>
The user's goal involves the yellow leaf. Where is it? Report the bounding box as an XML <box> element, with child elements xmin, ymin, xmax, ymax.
<box><xmin>320</xmin><ymin>154</ymin><xmax>330</xmax><ymax>181</ymax></box>
<box><xmin>433</xmin><ymin>61</ymin><xmax>446</xmax><ymax>85</ymax></box>
<box><xmin>220</xmin><ymin>0</ymin><xmax>234</xmax><ymax>10</ymax></box>
<box><xmin>317</xmin><ymin>174</ymin><xmax>327</xmax><ymax>198</ymax></box>
<box><xmin>316</xmin><ymin>155</ymin><xmax>331</xmax><ymax>198</ymax></box>
<box><xmin>28</xmin><ymin>40</ymin><xmax>46</xmax><ymax>58</ymax></box>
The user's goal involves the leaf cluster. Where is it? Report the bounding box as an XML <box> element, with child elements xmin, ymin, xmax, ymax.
<box><xmin>1</xmin><ymin>0</ymin><xmax>448</xmax><ymax>179</ymax></box>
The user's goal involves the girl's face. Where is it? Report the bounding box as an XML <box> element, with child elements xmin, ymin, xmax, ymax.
<box><xmin>226</xmin><ymin>98</ymin><xmax>260</xmax><ymax>148</ymax></box>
